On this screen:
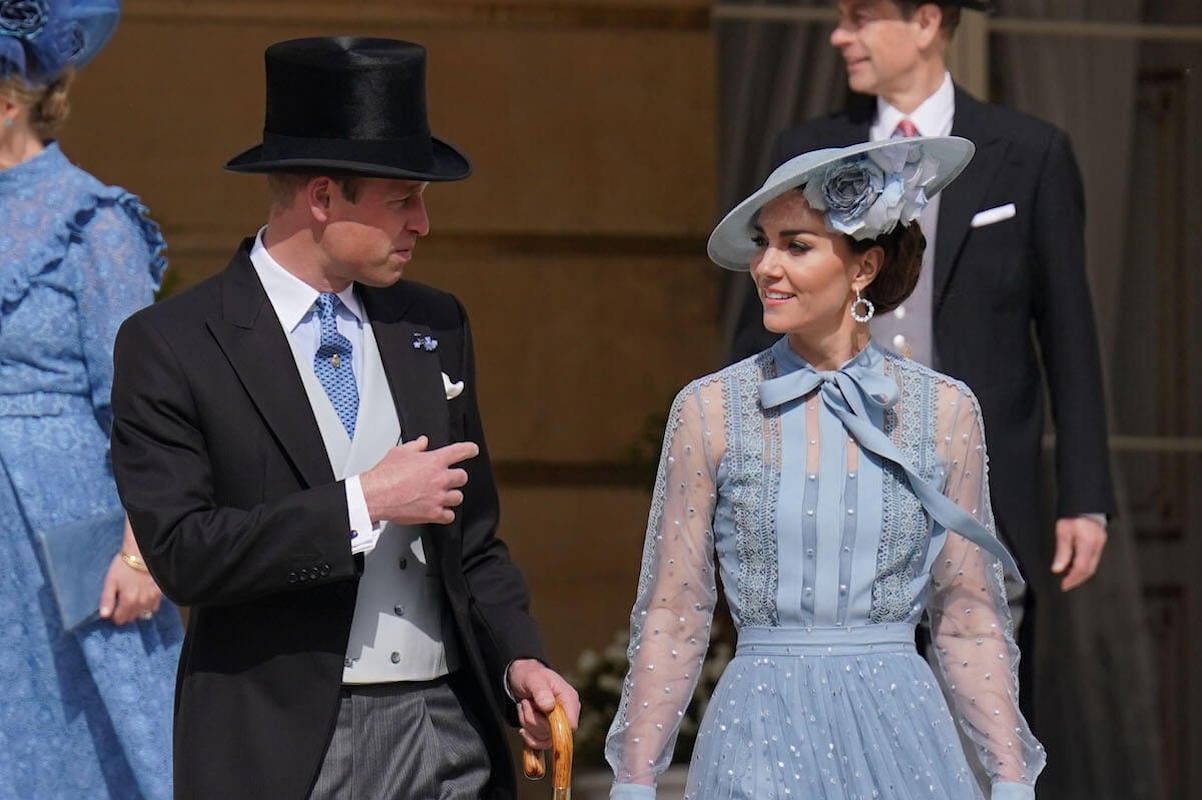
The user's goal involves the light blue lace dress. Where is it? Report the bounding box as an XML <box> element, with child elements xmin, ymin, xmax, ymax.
<box><xmin>0</xmin><ymin>143</ymin><xmax>182</xmax><ymax>799</ymax></box>
<box><xmin>606</xmin><ymin>338</ymin><xmax>1045</xmax><ymax>800</ymax></box>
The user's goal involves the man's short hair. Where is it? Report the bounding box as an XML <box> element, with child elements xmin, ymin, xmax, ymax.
<box><xmin>266</xmin><ymin>173</ymin><xmax>364</xmax><ymax>209</ymax></box>
<box><xmin>896</xmin><ymin>2</ymin><xmax>962</xmax><ymax>35</ymax></box>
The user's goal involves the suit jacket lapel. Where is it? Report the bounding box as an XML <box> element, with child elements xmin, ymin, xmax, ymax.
<box><xmin>359</xmin><ymin>285</ymin><xmax>450</xmax><ymax>451</ymax></box>
<box><xmin>206</xmin><ymin>243</ymin><xmax>334</xmax><ymax>488</ymax></box>
<box><xmin>934</xmin><ymin>88</ymin><xmax>1009</xmax><ymax>313</ymax></box>
<box><xmin>825</xmin><ymin>94</ymin><xmax>871</xmax><ymax>147</ymax></box>
<box><xmin>845</xmin><ymin>92</ymin><xmax>874</xmax><ymax>141</ymax></box>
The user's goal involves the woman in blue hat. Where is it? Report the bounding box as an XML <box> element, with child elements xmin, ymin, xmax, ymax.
<box><xmin>605</xmin><ymin>138</ymin><xmax>1045</xmax><ymax>799</ymax></box>
<box><xmin>0</xmin><ymin>1</ymin><xmax>181</xmax><ymax>797</ymax></box>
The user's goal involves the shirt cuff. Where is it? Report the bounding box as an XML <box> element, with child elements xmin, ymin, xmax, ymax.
<box><xmin>992</xmin><ymin>782</ymin><xmax>1035</xmax><ymax>800</ymax></box>
<box><xmin>1079</xmin><ymin>512</ymin><xmax>1108</xmax><ymax>527</ymax></box>
<box><xmin>610</xmin><ymin>784</ymin><xmax>656</xmax><ymax>800</ymax></box>
<box><xmin>504</xmin><ymin>657</ymin><xmax>551</xmax><ymax>702</ymax></box>
<box><xmin>504</xmin><ymin>659</ymin><xmax>517</xmax><ymax>702</ymax></box>
<box><xmin>346</xmin><ymin>474</ymin><xmax>381</xmax><ymax>555</ymax></box>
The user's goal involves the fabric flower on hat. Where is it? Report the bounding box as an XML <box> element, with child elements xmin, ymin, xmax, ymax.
<box><xmin>804</xmin><ymin>141</ymin><xmax>940</xmax><ymax>241</ymax></box>
<box><xmin>804</xmin><ymin>158</ymin><xmax>885</xmax><ymax>238</ymax></box>
<box><xmin>0</xmin><ymin>0</ymin><xmax>49</xmax><ymax>38</ymax></box>
<box><xmin>1</xmin><ymin>0</ymin><xmax>67</xmax><ymax>81</ymax></box>
<box><xmin>0</xmin><ymin>0</ymin><xmax>119</xmax><ymax>83</ymax></box>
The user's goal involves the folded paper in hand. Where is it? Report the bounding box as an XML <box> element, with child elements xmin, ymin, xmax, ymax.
<box><xmin>34</xmin><ymin>509</ymin><xmax>125</xmax><ymax>632</ymax></box>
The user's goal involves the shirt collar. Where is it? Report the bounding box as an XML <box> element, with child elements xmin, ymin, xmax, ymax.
<box><xmin>249</xmin><ymin>227</ymin><xmax>364</xmax><ymax>333</ymax></box>
<box><xmin>874</xmin><ymin>71</ymin><xmax>956</xmax><ymax>138</ymax></box>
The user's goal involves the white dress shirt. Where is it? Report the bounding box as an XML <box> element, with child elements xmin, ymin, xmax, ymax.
<box><xmin>870</xmin><ymin>70</ymin><xmax>955</xmax><ymax>143</ymax></box>
<box><xmin>867</xmin><ymin>72</ymin><xmax>955</xmax><ymax>368</ymax></box>
<box><xmin>249</xmin><ymin>230</ymin><xmax>380</xmax><ymax>554</ymax></box>
<box><xmin>249</xmin><ymin>229</ymin><xmax>458</xmax><ymax>682</ymax></box>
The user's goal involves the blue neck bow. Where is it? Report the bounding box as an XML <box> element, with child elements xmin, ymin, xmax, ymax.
<box><xmin>758</xmin><ymin>340</ymin><xmax>1021</xmax><ymax>578</ymax></box>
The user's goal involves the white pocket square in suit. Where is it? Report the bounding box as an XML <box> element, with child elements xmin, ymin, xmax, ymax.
<box><xmin>442</xmin><ymin>372</ymin><xmax>464</xmax><ymax>400</ymax></box>
<box><xmin>971</xmin><ymin>203</ymin><xmax>1016</xmax><ymax>228</ymax></box>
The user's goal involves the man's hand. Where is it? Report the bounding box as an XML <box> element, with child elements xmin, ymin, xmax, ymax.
<box><xmin>1051</xmin><ymin>515</ymin><xmax>1107</xmax><ymax>591</ymax></box>
<box><xmin>360</xmin><ymin>436</ymin><xmax>479</xmax><ymax>525</ymax></box>
<box><xmin>507</xmin><ymin>659</ymin><xmax>580</xmax><ymax>751</ymax></box>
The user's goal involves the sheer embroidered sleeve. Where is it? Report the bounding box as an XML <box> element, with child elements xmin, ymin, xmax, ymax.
<box><xmin>927</xmin><ymin>380</ymin><xmax>1045</xmax><ymax>796</ymax></box>
<box><xmin>606</xmin><ymin>380</ymin><xmax>722</xmax><ymax>797</ymax></box>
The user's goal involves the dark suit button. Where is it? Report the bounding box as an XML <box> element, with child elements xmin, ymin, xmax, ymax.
<box><xmin>288</xmin><ymin>572</ymin><xmax>298</xmax><ymax>584</ymax></box>
<box><xmin>398</xmin><ymin>557</ymin><xmax>408</xmax><ymax>571</ymax></box>
<box><xmin>320</xmin><ymin>564</ymin><xmax>331</xmax><ymax>577</ymax></box>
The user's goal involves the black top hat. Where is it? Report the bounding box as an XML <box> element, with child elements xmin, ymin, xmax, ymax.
<box><xmin>937</xmin><ymin>0</ymin><xmax>993</xmax><ymax>9</ymax></box>
<box><xmin>225</xmin><ymin>37</ymin><xmax>470</xmax><ymax>182</ymax></box>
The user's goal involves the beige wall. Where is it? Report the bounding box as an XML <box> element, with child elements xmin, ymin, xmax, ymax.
<box><xmin>59</xmin><ymin>1</ymin><xmax>716</xmax><ymax>788</ymax></box>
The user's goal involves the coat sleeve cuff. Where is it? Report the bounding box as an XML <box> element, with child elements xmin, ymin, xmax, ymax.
<box><xmin>992</xmin><ymin>782</ymin><xmax>1035</xmax><ymax>800</ymax></box>
<box><xmin>610</xmin><ymin>783</ymin><xmax>656</xmax><ymax>800</ymax></box>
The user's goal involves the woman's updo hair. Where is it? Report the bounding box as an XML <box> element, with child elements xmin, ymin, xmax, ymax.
<box><xmin>2</xmin><ymin>68</ymin><xmax>74</xmax><ymax>140</ymax></box>
<box><xmin>845</xmin><ymin>221</ymin><xmax>926</xmax><ymax>316</ymax></box>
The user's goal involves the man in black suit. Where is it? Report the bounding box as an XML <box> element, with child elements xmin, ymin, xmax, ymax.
<box><xmin>110</xmin><ymin>37</ymin><xmax>577</xmax><ymax>800</ymax></box>
<box><xmin>731</xmin><ymin>0</ymin><xmax>1117</xmax><ymax>707</ymax></box>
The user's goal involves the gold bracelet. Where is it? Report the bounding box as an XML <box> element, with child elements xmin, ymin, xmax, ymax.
<box><xmin>120</xmin><ymin>551</ymin><xmax>150</xmax><ymax>573</ymax></box>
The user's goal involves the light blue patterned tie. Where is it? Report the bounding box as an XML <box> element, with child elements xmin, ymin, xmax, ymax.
<box><xmin>313</xmin><ymin>293</ymin><xmax>358</xmax><ymax>438</ymax></box>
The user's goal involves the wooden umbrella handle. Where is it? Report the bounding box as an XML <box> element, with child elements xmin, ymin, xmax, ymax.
<box><xmin>521</xmin><ymin>703</ymin><xmax>573</xmax><ymax>799</ymax></box>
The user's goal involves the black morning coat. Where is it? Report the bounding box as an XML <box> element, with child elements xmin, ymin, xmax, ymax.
<box><xmin>111</xmin><ymin>241</ymin><xmax>543</xmax><ymax>800</ymax></box>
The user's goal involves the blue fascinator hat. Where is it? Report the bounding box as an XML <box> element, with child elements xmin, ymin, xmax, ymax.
<box><xmin>0</xmin><ymin>0</ymin><xmax>120</xmax><ymax>84</ymax></box>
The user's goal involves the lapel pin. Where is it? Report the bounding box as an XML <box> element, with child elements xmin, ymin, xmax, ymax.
<box><xmin>412</xmin><ymin>333</ymin><xmax>438</xmax><ymax>352</ymax></box>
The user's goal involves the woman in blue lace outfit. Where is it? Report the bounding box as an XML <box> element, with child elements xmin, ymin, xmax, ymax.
<box><xmin>0</xmin><ymin>2</ymin><xmax>182</xmax><ymax>797</ymax></box>
<box><xmin>606</xmin><ymin>139</ymin><xmax>1045</xmax><ymax>800</ymax></box>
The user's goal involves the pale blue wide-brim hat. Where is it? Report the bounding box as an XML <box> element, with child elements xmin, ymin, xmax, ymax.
<box><xmin>708</xmin><ymin>136</ymin><xmax>975</xmax><ymax>271</ymax></box>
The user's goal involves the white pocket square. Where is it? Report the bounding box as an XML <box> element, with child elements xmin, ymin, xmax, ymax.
<box><xmin>971</xmin><ymin>203</ymin><xmax>1016</xmax><ymax>228</ymax></box>
<box><xmin>441</xmin><ymin>372</ymin><xmax>464</xmax><ymax>400</ymax></box>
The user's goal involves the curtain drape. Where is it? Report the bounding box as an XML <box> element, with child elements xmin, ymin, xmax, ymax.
<box><xmin>715</xmin><ymin>0</ymin><xmax>843</xmax><ymax>347</ymax></box>
<box><xmin>992</xmin><ymin>2</ymin><xmax>1163</xmax><ymax>797</ymax></box>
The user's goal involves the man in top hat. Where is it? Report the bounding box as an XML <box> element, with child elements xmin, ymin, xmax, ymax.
<box><xmin>729</xmin><ymin>0</ymin><xmax>1116</xmax><ymax>715</ymax></box>
<box><xmin>109</xmin><ymin>36</ymin><xmax>578</xmax><ymax>800</ymax></box>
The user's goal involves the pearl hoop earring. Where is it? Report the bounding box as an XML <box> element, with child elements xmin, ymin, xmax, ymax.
<box><xmin>850</xmin><ymin>289</ymin><xmax>875</xmax><ymax>323</ymax></box>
